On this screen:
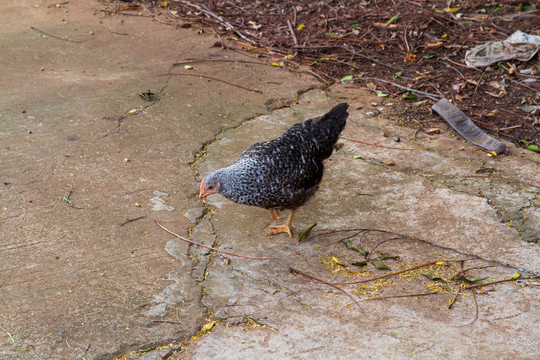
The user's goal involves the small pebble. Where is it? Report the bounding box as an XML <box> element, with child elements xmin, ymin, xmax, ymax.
<box><xmin>394</xmin><ymin>137</ymin><xmax>400</xmax><ymax>142</ymax></box>
<box><xmin>384</xmin><ymin>159</ymin><xmax>395</xmax><ymax>166</ymax></box>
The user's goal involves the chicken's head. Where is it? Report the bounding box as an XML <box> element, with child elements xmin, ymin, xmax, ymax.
<box><xmin>199</xmin><ymin>179</ymin><xmax>221</xmax><ymax>199</ymax></box>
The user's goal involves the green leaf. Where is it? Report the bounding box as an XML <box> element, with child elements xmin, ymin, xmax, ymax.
<box><xmin>353</xmin><ymin>155</ymin><xmax>363</xmax><ymax>159</ymax></box>
<box><xmin>377</xmin><ymin>255</ymin><xmax>399</xmax><ymax>260</ymax></box>
<box><xmin>420</xmin><ymin>270</ymin><xmax>444</xmax><ymax>281</ymax></box>
<box><xmin>298</xmin><ymin>223</ymin><xmax>317</xmax><ymax>242</ymax></box>
<box><xmin>423</xmin><ymin>54</ymin><xmax>439</xmax><ymax>59</ymax></box>
<box><xmin>324</xmin><ymin>32</ymin><xmax>337</xmax><ymax>37</ymax></box>
<box><xmin>340</xmin><ymin>75</ymin><xmax>354</xmax><ymax>84</ymax></box>
<box><xmin>350</xmin><ymin>23</ymin><xmax>360</xmax><ymax>28</ymax></box>
<box><xmin>377</xmin><ymin>93</ymin><xmax>389</xmax><ymax>97</ymax></box>
<box><xmin>520</xmin><ymin>140</ymin><xmax>539</xmax><ymax>153</ymax></box>
<box><xmin>386</xmin><ymin>13</ymin><xmax>400</xmax><ymax>25</ymax></box>
<box><xmin>344</xmin><ymin>240</ymin><xmax>368</xmax><ymax>256</ymax></box>
<box><xmin>403</xmin><ymin>93</ymin><xmax>418</xmax><ymax>100</ymax></box>
<box><xmin>526</xmin><ymin>144</ymin><xmax>540</xmax><ymax>153</ymax></box>
<box><xmin>454</xmin><ymin>275</ymin><xmax>489</xmax><ymax>283</ymax></box>
<box><xmin>352</xmin><ymin>261</ymin><xmax>368</xmax><ymax>267</ymax></box>
<box><xmin>184</xmin><ymin>65</ymin><xmax>194</xmax><ymax>70</ymax></box>
<box><xmin>396</xmin><ymin>71</ymin><xmax>403</xmax><ymax>77</ymax></box>
<box><xmin>512</xmin><ymin>272</ymin><xmax>521</xmax><ymax>279</ymax></box>
<box><xmin>370</xmin><ymin>260</ymin><xmax>391</xmax><ymax>270</ymax></box>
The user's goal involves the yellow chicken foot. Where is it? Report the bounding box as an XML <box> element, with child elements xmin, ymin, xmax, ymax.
<box><xmin>267</xmin><ymin>209</ymin><xmax>296</xmax><ymax>237</ymax></box>
<box><xmin>269</xmin><ymin>208</ymin><xmax>281</xmax><ymax>223</ymax></box>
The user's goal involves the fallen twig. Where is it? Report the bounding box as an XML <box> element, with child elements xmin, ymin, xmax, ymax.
<box><xmin>120</xmin><ymin>215</ymin><xmax>147</xmax><ymax>227</ymax></box>
<box><xmin>141</xmin><ymin>4</ymin><xmax>171</xmax><ymax>25</ymax></box>
<box><xmin>180</xmin><ymin>1</ymin><xmax>257</xmax><ymax>45</ymax></box>
<box><xmin>286</xmin><ymin>19</ymin><xmax>298</xmax><ymax>55</ymax></box>
<box><xmin>311</xmin><ymin>229</ymin><xmax>540</xmax><ymax>277</ymax></box>
<box><xmin>464</xmin><ymin>289</ymin><xmax>479</xmax><ymax>326</ymax></box>
<box><xmin>1</xmin><ymin>326</ymin><xmax>14</xmax><ymax>344</ymax></box>
<box><xmin>364</xmin><ymin>290</ymin><xmax>439</xmax><ymax>301</ymax></box>
<box><xmin>342</xmin><ymin>44</ymin><xmax>404</xmax><ymax>72</ymax></box>
<box><xmin>59</xmin><ymin>184</ymin><xmax>81</xmax><ymax>208</ymax></box>
<box><xmin>289</xmin><ymin>267</ymin><xmax>363</xmax><ymax>311</ymax></box>
<box><xmin>30</xmin><ymin>345</ymin><xmax>43</xmax><ymax>360</ymax></box>
<box><xmin>350</xmin><ymin>77</ymin><xmax>441</xmax><ymax>99</ymax></box>
<box><xmin>169</xmin><ymin>73</ymin><xmax>262</xmax><ymax>93</ymax></box>
<box><xmin>342</xmin><ymin>135</ymin><xmax>440</xmax><ymax>151</ymax></box>
<box><xmin>173</xmin><ymin>59</ymin><xmax>267</xmax><ymax>67</ymax></box>
<box><xmin>30</xmin><ymin>26</ymin><xmax>82</xmax><ymax>43</ymax></box>
<box><xmin>331</xmin><ymin>260</ymin><xmax>442</xmax><ymax>285</ymax></box>
<box><xmin>448</xmin><ymin>289</ymin><xmax>462</xmax><ymax>309</ymax></box>
<box><xmin>155</xmin><ymin>220</ymin><xmax>275</xmax><ymax>260</ymax></box>
<box><xmin>463</xmin><ymin>277</ymin><xmax>537</xmax><ymax>291</ymax></box>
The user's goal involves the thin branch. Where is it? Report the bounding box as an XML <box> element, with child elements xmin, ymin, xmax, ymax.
<box><xmin>141</xmin><ymin>4</ymin><xmax>171</xmax><ymax>25</ymax></box>
<box><xmin>120</xmin><ymin>215</ymin><xmax>147</xmax><ymax>227</ymax></box>
<box><xmin>463</xmin><ymin>277</ymin><xmax>532</xmax><ymax>291</ymax></box>
<box><xmin>173</xmin><ymin>59</ymin><xmax>267</xmax><ymax>67</ymax></box>
<box><xmin>30</xmin><ymin>345</ymin><xmax>44</xmax><ymax>360</ymax></box>
<box><xmin>364</xmin><ymin>290</ymin><xmax>439</xmax><ymax>301</ymax></box>
<box><xmin>350</xmin><ymin>77</ymin><xmax>441</xmax><ymax>99</ymax></box>
<box><xmin>286</xmin><ymin>19</ymin><xmax>298</xmax><ymax>55</ymax></box>
<box><xmin>1</xmin><ymin>327</ymin><xmax>14</xmax><ymax>344</ymax></box>
<box><xmin>457</xmin><ymin>289</ymin><xmax>479</xmax><ymax>327</ymax></box>
<box><xmin>30</xmin><ymin>26</ymin><xmax>82</xmax><ymax>43</ymax></box>
<box><xmin>180</xmin><ymin>1</ymin><xmax>257</xmax><ymax>45</ymax></box>
<box><xmin>330</xmin><ymin>260</ymin><xmax>441</xmax><ymax>285</ymax></box>
<box><xmin>448</xmin><ymin>289</ymin><xmax>462</xmax><ymax>309</ymax></box>
<box><xmin>169</xmin><ymin>73</ymin><xmax>262</xmax><ymax>93</ymax></box>
<box><xmin>342</xmin><ymin>44</ymin><xmax>404</xmax><ymax>71</ymax></box>
<box><xmin>155</xmin><ymin>220</ymin><xmax>275</xmax><ymax>260</ymax></box>
<box><xmin>289</xmin><ymin>267</ymin><xmax>363</xmax><ymax>311</ymax></box>
<box><xmin>342</xmin><ymin>135</ymin><xmax>440</xmax><ymax>151</ymax></box>
<box><xmin>311</xmin><ymin>228</ymin><xmax>540</xmax><ymax>277</ymax></box>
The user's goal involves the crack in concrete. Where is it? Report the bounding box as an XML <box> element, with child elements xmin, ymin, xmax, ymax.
<box><xmin>345</xmin><ymin>160</ymin><xmax>538</xmax><ymax>242</ymax></box>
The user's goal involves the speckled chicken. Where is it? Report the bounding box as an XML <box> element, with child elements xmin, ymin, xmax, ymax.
<box><xmin>199</xmin><ymin>103</ymin><xmax>349</xmax><ymax>237</ymax></box>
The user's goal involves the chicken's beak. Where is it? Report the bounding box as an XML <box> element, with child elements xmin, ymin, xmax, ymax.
<box><xmin>199</xmin><ymin>180</ymin><xmax>207</xmax><ymax>199</ymax></box>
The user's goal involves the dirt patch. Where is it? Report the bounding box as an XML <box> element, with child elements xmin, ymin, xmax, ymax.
<box><xmin>104</xmin><ymin>0</ymin><xmax>540</xmax><ymax>149</ymax></box>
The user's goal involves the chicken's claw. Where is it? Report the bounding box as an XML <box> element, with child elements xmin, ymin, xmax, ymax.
<box><xmin>266</xmin><ymin>224</ymin><xmax>293</xmax><ymax>237</ymax></box>
<box><xmin>266</xmin><ymin>209</ymin><xmax>296</xmax><ymax>237</ymax></box>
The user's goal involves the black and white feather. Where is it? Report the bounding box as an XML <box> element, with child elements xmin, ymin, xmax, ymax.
<box><xmin>201</xmin><ymin>103</ymin><xmax>349</xmax><ymax>210</ymax></box>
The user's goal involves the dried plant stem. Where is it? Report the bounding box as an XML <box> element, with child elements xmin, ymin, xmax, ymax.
<box><xmin>155</xmin><ymin>221</ymin><xmax>275</xmax><ymax>260</ymax></box>
<box><xmin>290</xmin><ymin>267</ymin><xmax>363</xmax><ymax>311</ymax></box>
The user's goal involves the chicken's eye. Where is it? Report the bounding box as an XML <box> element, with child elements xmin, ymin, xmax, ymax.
<box><xmin>208</xmin><ymin>185</ymin><xmax>215</xmax><ymax>190</ymax></box>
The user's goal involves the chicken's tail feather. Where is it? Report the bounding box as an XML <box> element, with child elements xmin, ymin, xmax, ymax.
<box><xmin>311</xmin><ymin>103</ymin><xmax>349</xmax><ymax>159</ymax></box>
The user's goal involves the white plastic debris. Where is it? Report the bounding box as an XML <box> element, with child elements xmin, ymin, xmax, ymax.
<box><xmin>465</xmin><ymin>31</ymin><xmax>540</xmax><ymax>67</ymax></box>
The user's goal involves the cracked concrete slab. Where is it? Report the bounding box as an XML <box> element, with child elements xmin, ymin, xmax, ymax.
<box><xmin>0</xmin><ymin>1</ymin><xmax>318</xmax><ymax>359</ymax></box>
<box><xmin>1</xmin><ymin>1</ymin><xmax>538</xmax><ymax>360</ymax></box>
<box><xmin>187</xmin><ymin>89</ymin><xmax>539</xmax><ymax>359</ymax></box>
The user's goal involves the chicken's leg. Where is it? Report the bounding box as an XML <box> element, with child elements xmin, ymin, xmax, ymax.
<box><xmin>269</xmin><ymin>208</ymin><xmax>281</xmax><ymax>223</ymax></box>
<box><xmin>267</xmin><ymin>209</ymin><xmax>296</xmax><ymax>237</ymax></box>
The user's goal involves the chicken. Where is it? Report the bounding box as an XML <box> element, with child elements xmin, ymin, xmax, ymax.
<box><xmin>199</xmin><ymin>103</ymin><xmax>349</xmax><ymax>237</ymax></box>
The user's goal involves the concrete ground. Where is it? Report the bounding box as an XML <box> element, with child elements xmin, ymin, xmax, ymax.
<box><xmin>0</xmin><ymin>1</ymin><xmax>538</xmax><ymax>360</ymax></box>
